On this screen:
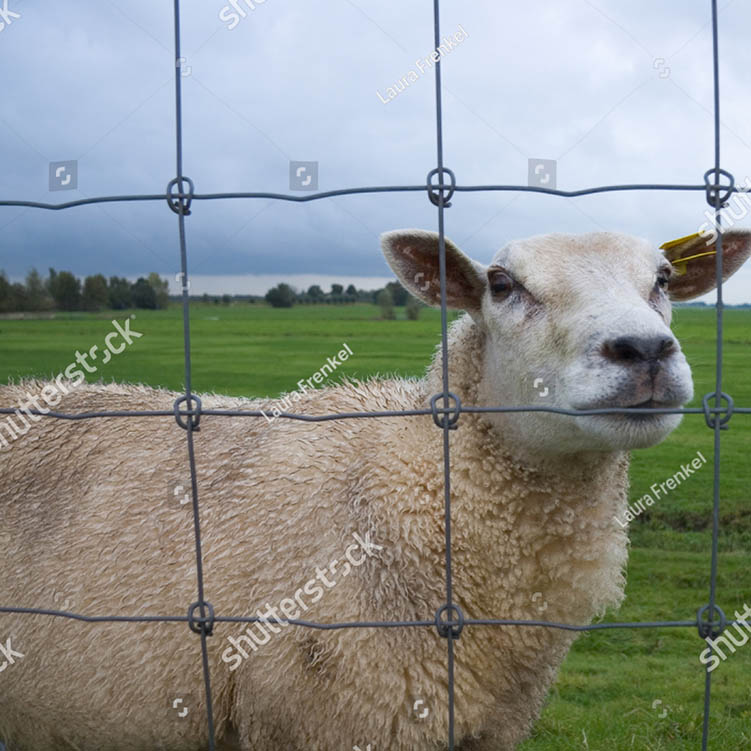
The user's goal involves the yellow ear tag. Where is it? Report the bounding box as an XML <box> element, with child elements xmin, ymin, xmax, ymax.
<box><xmin>660</xmin><ymin>232</ymin><xmax>716</xmax><ymax>276</ymax></box>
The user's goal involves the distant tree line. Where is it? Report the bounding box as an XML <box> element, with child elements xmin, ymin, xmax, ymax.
<box><xmin>0</xmin><ymin>269</ymin><xmax>426</xmax><ymax>320</ymax></box>
<box><xmin>265</xmin><ymin>282</ymin><xmax>373</xmax><ymax>307</ymax></box>
<box><xmin>0</xmin><ymin>269</ymin><xmax>170</xmax><ymax>313</ymax></box>
<box><xmin>264</xmin><ymin>281</ymin><xmax>423</xmax><ymax>319</ymax></box>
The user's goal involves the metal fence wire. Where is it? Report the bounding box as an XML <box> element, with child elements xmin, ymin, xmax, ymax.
<box><xmin>0</xmin><ymin>1</ymin><xmax>748</xmax><ymax>749</ymax></box>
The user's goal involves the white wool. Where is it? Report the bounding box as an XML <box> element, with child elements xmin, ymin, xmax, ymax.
<box><xmin>0</xmin><ymin>315</ymin><xmax>630</xmax><ymax>750</ymax></box>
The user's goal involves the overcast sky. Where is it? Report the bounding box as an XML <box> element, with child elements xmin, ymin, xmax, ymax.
<box><xmin>1</xmin><ymin>0</ymin><xmax>750</xmax><ymax>301</ymax></box>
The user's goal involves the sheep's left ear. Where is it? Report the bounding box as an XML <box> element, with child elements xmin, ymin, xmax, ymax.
<box><xmin>663</xmin><ymin>229</ymin><xmax>751</xmax><ymax>300</ymax></box>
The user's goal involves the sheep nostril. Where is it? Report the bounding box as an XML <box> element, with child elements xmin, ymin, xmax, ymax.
<box><xmin>603</xmin><ymin>336</ymin><xmax>676</xmax><ymax>363</ymax></box>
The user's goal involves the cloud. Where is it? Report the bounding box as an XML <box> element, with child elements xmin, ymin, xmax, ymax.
<box><xmin>0</xmin><ymin>0</ymin><xmax>749</xmax><ymax>302</ymax></box>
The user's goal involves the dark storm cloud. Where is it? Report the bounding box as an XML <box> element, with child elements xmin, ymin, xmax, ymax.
<box><xmin>1</xmin><ymin>0</ymin><xmax>749</xmax><ymax>300</ymax></box>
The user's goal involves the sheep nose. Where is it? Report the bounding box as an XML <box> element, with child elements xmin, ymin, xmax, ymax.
<box><xmin>602</xmin><ymin>335</ymin><xmax>677</xmax><ymax>364</ymax></box>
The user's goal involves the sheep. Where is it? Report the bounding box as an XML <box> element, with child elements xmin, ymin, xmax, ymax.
<box><xmin>0</xmin><ymin>228</ymin><xmax>749</xmax><ymax>751</ymax></box>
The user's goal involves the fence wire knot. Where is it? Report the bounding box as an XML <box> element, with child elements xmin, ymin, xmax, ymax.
<box><xmin>430</xmin><ymin>392</ymin><xmax>461</xmax><ymax>430</ymax></box>
<box><xmin>174</xmin><ymin>394</ymin><xmax>202</xmax><ymax>430</ymax></box>
<box><xmin>427</xmin><ymin>167</ymin><xmax>456</xmax><ymax>207</ymax></box>
<box><xmin>703</xmin><ymin>167</ymin><xmax>734</xmax><ymax>208</ymax></box>
<box><xmin>167</xmin><ymin>176</ymin><xmax>195</xmax><ymax>215</ymax></box>
<box><xmin>188</xmin><ymin>601</ymin><xmax>215</xmax><ymax>636</ymax></box>
<box><xmin>702</xmin><ymin>391</ymin><xmax>733</xmax><ymax>430</ymax></box>
<box><xmin>697</xmin><ymin>604</ymin><xmax>727</xmax><ymax>640</ymax></box>
<box><xmin>435</xmin><ymin>604</ymin><xmax>464</xmax><ymax>639</ymax></box>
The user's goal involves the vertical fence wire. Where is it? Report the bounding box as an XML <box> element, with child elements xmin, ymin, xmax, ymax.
<box><xmin>0</xmin><ymin>1</ymin><xmax>746</xmax><ymax>749</ymax></box>
<box><xmin>702</xmin><ymin>1</ymin><xmax>723</xmax><ymax>748</ymax></box>
<box><xmin>430</xmin><ymin>0</ymin><xmax>459</xmax><ymax>746</ymax></box>
<box><xmin>172</xmin><ymin>1</ymin><xmax>216</xmax><ymax>747</ymax></box>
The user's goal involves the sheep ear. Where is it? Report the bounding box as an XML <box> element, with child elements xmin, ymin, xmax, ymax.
<box><xmin>381</xmin><ymin>229</ymin><xmax>486</xmax><ymax>313</ymax></box>
<box><xmin>662</xmin><ymin>229</ymin><xmax>751</xmax><ymax>300</ymax></box>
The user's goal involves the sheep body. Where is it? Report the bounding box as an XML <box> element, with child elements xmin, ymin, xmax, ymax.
<box><xmin>0</xmin><ymin>315</ymin><xmax>629</xmax><ymax>750</ymax></box>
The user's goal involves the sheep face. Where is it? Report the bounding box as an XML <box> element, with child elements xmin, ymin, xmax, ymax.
<box><xmin>382</xmin><ymin>228</ymin><xmax>751</xmax><ymax>457</ymax></box>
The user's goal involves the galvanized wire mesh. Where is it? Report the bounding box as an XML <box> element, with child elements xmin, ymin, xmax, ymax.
<box><xmin>0</xmin><ymin>1</ymin><xmax>747</xmax><ymax>749</ymax></box>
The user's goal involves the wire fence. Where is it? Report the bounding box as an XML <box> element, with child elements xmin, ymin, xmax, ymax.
<box><xmin>0</xmin><ymin>0</ymin><xmax>747</xmax><ymax>749</ymax></box>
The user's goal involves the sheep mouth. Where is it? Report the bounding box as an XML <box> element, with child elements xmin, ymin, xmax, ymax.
<box><xmin>617</xmin><ymin>399</ymin><xmax>681</xmax><ymax>421</ymax></box>
<box><xmin>623</xmin><ymin>398</ymin><xmax>672</xmax><ymax>410</ymax></box>
<box><xmin>573</xmin><ymin>397</ymin><xmax>683</xmax><ymax>414</ymax></box>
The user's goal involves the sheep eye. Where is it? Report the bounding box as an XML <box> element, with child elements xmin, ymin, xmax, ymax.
<box><xmin>656</xmin><ymin>270</ymin><xmax>671</xmax><ymax>291</ymax></box>
<box><xmin>488</xmin><ymin>269</ymin><xmax>514</xmax><ymax>299</ymax></box>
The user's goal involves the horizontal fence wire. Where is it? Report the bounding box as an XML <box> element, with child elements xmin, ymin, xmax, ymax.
<box><xmin>0</xmin><ymin>605</ymin><xmax>747</xmax><ymax>633</ymax></box>
<box><xmin>0</xmin><ymin>181</ymin><xmax>743</xmax><ymax>211</ymax></box>
<box><xmin>0</xmin><ymin>406</ymin><xmax>748</xmax><ymax>420</ymax></box>
<box><xmin>0</xmin><ymin>0</ymin><xmax>745</xmax><ymax>749</ymax></box>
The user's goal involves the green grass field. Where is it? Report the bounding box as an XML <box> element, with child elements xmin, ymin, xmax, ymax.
<box><xmin>1</xmin><ymin>303</ymin><xmax>749</xmax><ymax>749</ymax></box>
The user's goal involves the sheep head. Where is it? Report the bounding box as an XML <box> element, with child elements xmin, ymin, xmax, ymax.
<box><xmin>382</xmin><ymin>228</ymin><xmax>751</xmax><ymax>457</ymax></box>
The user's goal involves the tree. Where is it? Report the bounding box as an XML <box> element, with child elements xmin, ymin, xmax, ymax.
<box><xmin>331</xmin><ymin>283</ymin><xmax>344</xmax><ymax>296</ymax></box>
<box><xmin>82</xmin><ymin>274</ymin><xmax>108</xmax><ymax>311</ymax></box>
<box><xmin>377</xmin><ymin>288</ymin><xmax>395</xmax><ymax>320</ymax></box>
<box><xmin>221</xmin><ymin>294</ymin><xmax>231</xmax><ymax>305</ymax></box>
<box><xmin>45</xmin><ymin>268</ymin><xmax>57</xmax><ymax>297</ymax></box>
<box><xmin>25</xmin><ymin>269</ymin><xmax>51</xmax><ymax>311</ymax></box>
<box><xmin>48</xmin><ymin>270</ymin><xmax>81</xmax><ymax>311</ymax></box>
<box><xmin>307</xmin><ymin>285</ymin><xmax>324</xmax><ymax>300</ymax></box>
<box><xmin>9</xmin><ymin>283</ymin><xmax>28</xmax><ymax>311</ymax></box>
<box><xmin>147</xmin><ymin>272</ymin><xmax>170</xmax><ymax>309</ymax></box>
<box><xmin>108</xmin><ymin>277</ymin><xmax>132</xmax><ymax>310</ymax></box>
<box><xmin>346</xmin><ymin>284</ymin><xmax>357</xmax><ymax>296</ymax></box>
<box><xmin>131</xmin><ymin>277</ymin><xmax>157</xmax><ymax>309</ymax></box>
<box><xmin>265</xmin><ymin>283</ymin><xmax>296</xmax><ymax>308</ymax></box>
<box><xmin>386</xmin><ymin>280</ymin><xmax>408</xmax><ymax>306</ymax></box>
<box><xmin>0</xmin><ymin>272</ymin><xmax>11</xmax><ymax>312</ymax></box>
<box><xmin>0</xmin><ymin>273</ymin><xmax>28</xmax><ymax>312</ymax></box>
<box><xmin>406</xmin><ymin>295</ymin><xmax>421</xmax><ymax>320</ymax></box>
